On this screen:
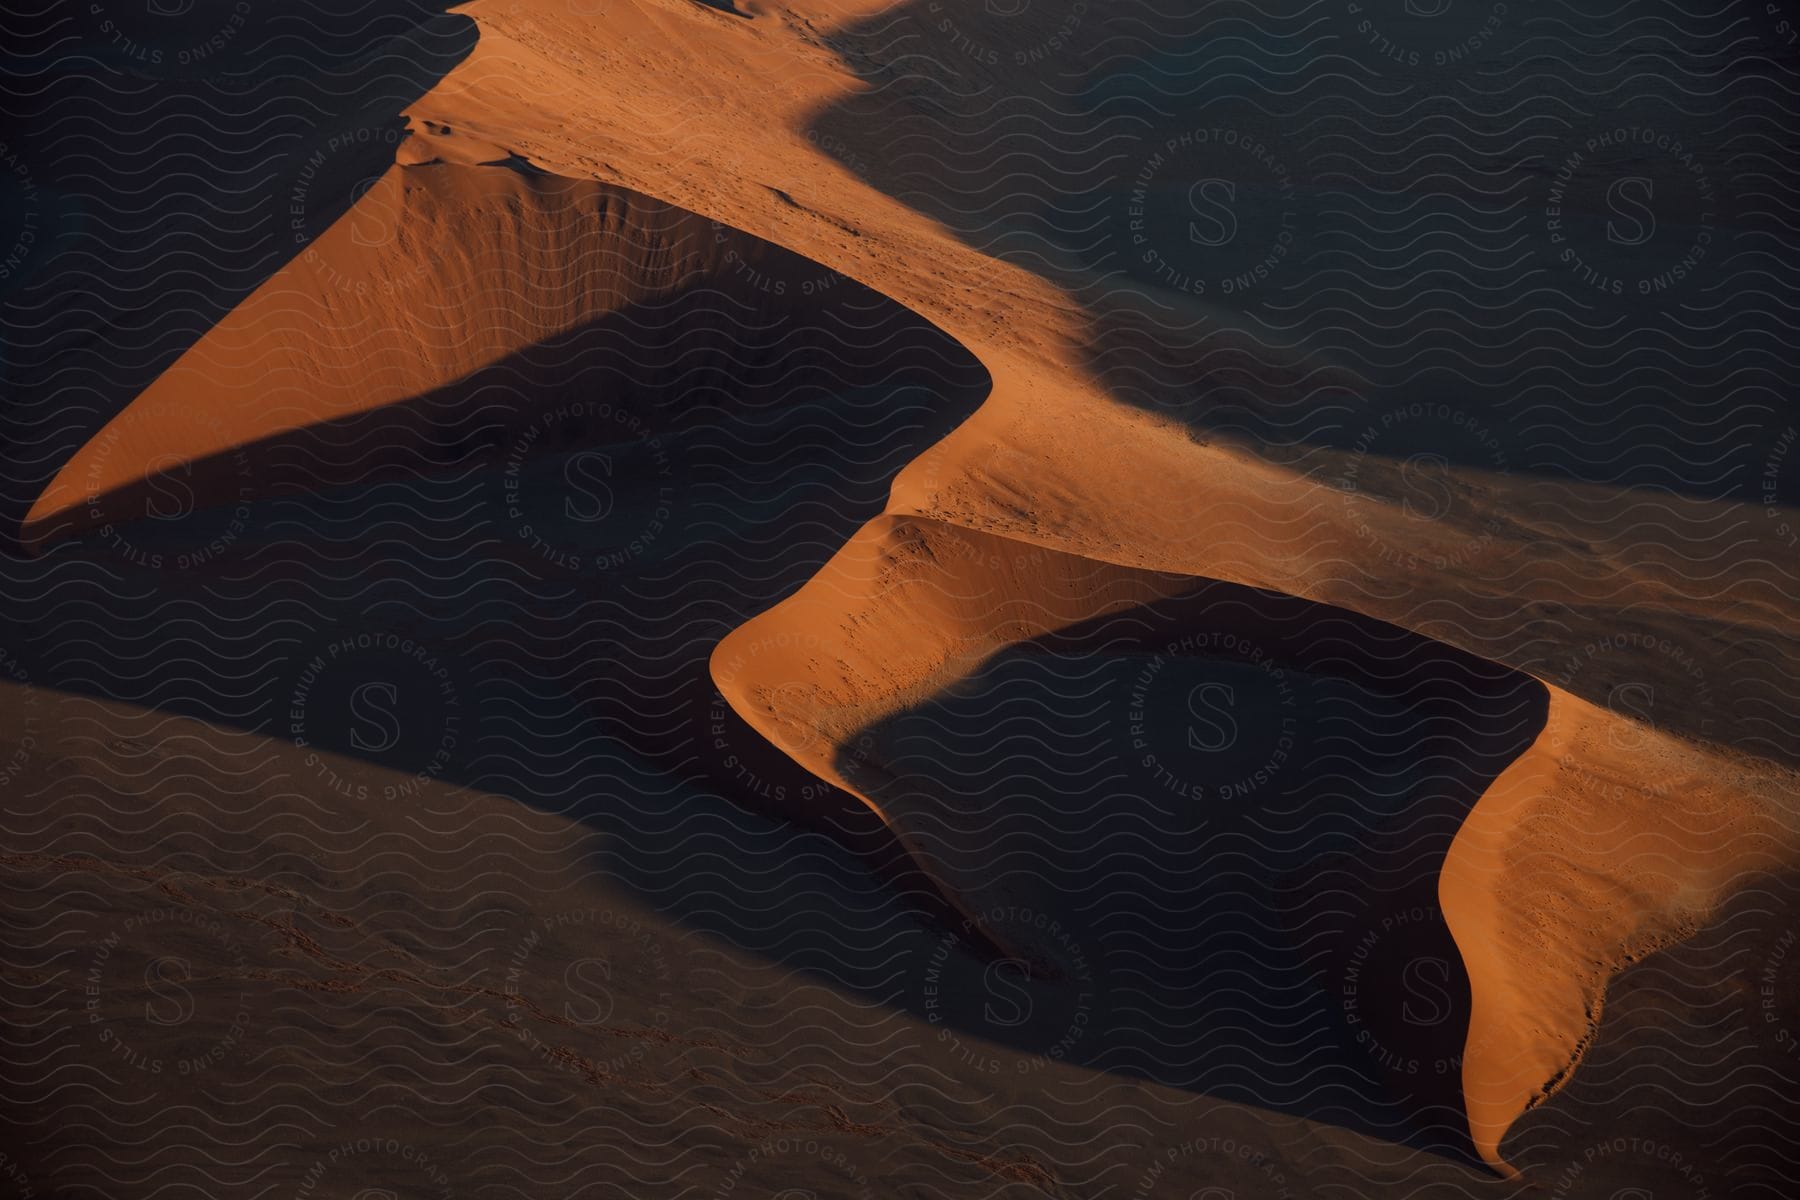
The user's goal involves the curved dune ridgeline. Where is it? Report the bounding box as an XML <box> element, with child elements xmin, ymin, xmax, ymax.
<box><xmin>25</xmin><ymin>0</ymin><xmax>1800</xmax><ymax>1180</ymax></box>
<box><xmin>716</xmin><ymin>506</ymin><xmax>1800</xmax><ymax>1171</ymax></box>
<box><xmin>23</xmin><ymin>146</ymin><xmax>978</xmax><ymax>551</ymax></box>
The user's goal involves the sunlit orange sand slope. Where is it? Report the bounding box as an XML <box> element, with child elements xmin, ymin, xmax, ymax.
<box><xmin>25</xmin><ymin>141</ymin><xmax>957</xmax><ymax>550</ymax></box>
<box><xmin>26</xmin><ymin>0</ymin><xmax>1800</xmax><ymax>1172</ymax></box>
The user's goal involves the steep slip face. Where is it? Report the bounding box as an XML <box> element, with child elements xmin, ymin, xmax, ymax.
<box><xmin>1441</xmin><ymin>690</ymin><xmax>1795</xmax><ymax>1167</ymax></box>
<box><xmin>715</xmin><ymin>510</ymin><xmax>1796</xmax><ymax>1165</ymax></box>
<box><xmin>715</xmin><ymin>513</ymin><xmax>1555</xmax><ymax>1141</ymax></box>
<box><xmin>24</xmin><ymin>142</ymin><xmax>963</xmax><ymax>551</ymax></box>
<box><xmin>715</xmin><ymin>515</ymin><xmax>1541</xmax><ymax>959</ymax></box>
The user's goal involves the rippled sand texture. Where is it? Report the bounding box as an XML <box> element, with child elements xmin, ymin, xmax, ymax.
<box><xmin>5</xmin><ymin>0</ymin><xmax>1800</xmax><ymax>1196</ymax></box>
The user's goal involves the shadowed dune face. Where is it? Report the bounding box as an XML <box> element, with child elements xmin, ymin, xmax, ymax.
<box><xmin>798</xmin><ymin>0</ymin><xmax>1800</xmax><ymax>762</ymax></box>
<box><xmin>714</xmin><ymin>514</ymin><xmax>1547</xmax><ymax>1154</ymax></box>
<box><xmin>847</xmin><ymin>571</ymin><xmax>1547</xmax><ymax>1138</ymax></box>
<box><xmin>23</xmin><ymin>157</ymin><xmax>985</xmax><ymax>553</ymax></box>
<box><xmin>0</xmin><ymin>0</ymin><xmax>479</xmax><ymax>532</ymax></box>
<box><xmin>10</xmin><ymin>150</ymin><xmax>989</xmax><ymax>851</ymax></box>
<box><xmin>810</xmin><ymin>0</ymin><xmax>1793</xmax><ymax>503</ymax></box>
<box><xmin>1503</xmin><ymin>867</ymin><xmax>1800</xmax><ymax>1189</ymax></box>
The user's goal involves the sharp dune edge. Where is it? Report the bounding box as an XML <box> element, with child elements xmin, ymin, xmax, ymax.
<box><xmin>23</xmin><ymin>0</ymin><xmax>1800</xmax><ymax>1175</ymax></box>
<box><xmin>23</xmin><ymin>146</ymin><xmax>966</xmax><ymax>549</ymax></box>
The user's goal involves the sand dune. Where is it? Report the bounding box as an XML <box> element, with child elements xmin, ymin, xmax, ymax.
<box><xmin>24</xmin><ymin>141</ymin><xmax>966</xmax><ymax>550</ymax></box>
<box><xmin>1443</xmin><ymin>690</ymin><xmax>1796</xmax><ymax>1166</ymax></box>
<box><xmin>716</xmin><ymin>503</ymin><xmax>1800</xmax><ymax>1168</ymax></box>
<box><xmin>18</xmin><ymin>0</ymin><xmax>1800</xmax><ymax>1185</ymax></box>
<box><xmin>7</xmin><ymin>679</ymin><xmax>1578</xmax><ymax>1198</ymax></box>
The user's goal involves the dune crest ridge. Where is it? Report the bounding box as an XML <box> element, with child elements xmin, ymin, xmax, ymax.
<box><xmin>22</xmin><ymin>140</ymin><xmax>905</xmax><ymax>547</ymax></box>
<box><xmin>28</xmin><ymin>0</ymin><xmax>1800</xmax><ymax>1174</ymax></box>
<box><xmin>714</xmin><ymin>503</ymin><xmax>1798</xmax><ymax>1170</ymax></box>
